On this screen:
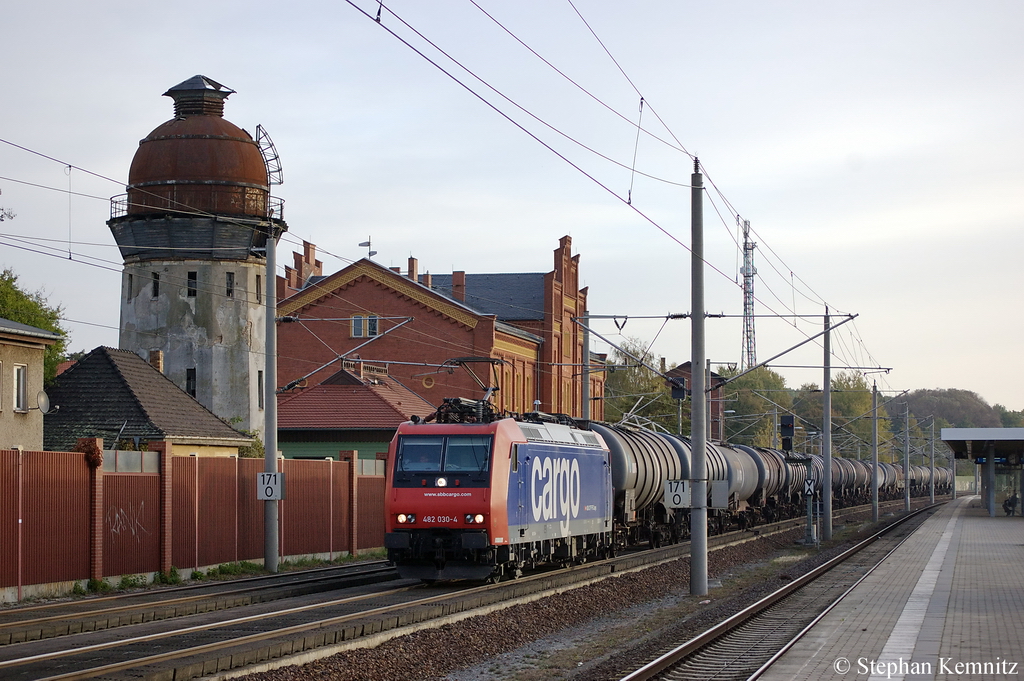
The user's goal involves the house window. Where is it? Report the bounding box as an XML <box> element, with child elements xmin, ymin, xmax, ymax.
<box><xmin>187</xmin><ymin>271</ymin><xmax>197</xmax><ymax>297</ymax></box>
<box><xmin>256</xmin><ymin>274</ymin><xmax>262</xmax><ymax>303</ymax></box>
<box><xmin>351</xmin><ymin>314</ymin><xmax>380</xmax><ymax>338</ymax></box>
<box><xmin>186</xmin><ymin>368</ymin><xmax>196</xmax><ymax>398</ymax></box>
<box><xmin>14</xmin><ymin>364</ymin><xmax>27</xmax><ymax>411</ymax></box>
<box><xmin>257</xmin><ymin>370</ymin><xmax>265</xmax><ymax>410</ymax></box>
<box><xmin>226</xmin><ymin>272</ymin><xmax>234</xmax><ymax>298</ymax></box>
<box><xmin>152</xmin><ymin>272</ymin><xmax>160</xmax><ymax>298</ymax></box>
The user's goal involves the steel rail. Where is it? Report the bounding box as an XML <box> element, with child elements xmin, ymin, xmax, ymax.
<box><xmin>0</xmin><ymin>560</ymin><xmax>390</xmax><ymax>616</ymax></box>
<box><xmin>617</xmin><ymin>502</ymin><xmax>941</xmax><ymax>681</ymax></box>
<box><xmin>0</xmin><ymin>563</ymin><xmax>395</xmax><ymax>633</ymax></box>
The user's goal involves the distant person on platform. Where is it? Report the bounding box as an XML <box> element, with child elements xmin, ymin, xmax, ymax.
<box><xmin>1008</xmin><ymin>491</ymin><xmax>1019</xmax><ymax>517</ymax></box>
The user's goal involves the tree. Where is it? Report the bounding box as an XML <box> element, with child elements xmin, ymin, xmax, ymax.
<box><xmin>0</xmin><ymin>268</ymin><xmax>69</xmax><ymax>383</ymax></box>
<box><xmin>829</xmin><ymin>372</ymin><xmax>893</xmax><ymax>459</ymax></box>
<box><xmin>994</xmin><ymin>404</ymin><xmax>1024</xmax><ymax>428</ymax></box>
<box><xmin>602</xmin><ymin>337</ymin><xmax>679</xmax><ymax>432</ymax></box>
<box><xmin>718</xmin><ymin>365</ymin><xmax>790</xmax><ymax>446</ymax></box>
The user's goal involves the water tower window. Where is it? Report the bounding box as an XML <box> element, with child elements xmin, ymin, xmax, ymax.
<box><xmin>152</xmin><ymin>272</ymin><xmax>160</xmax><ymax>298</ymax></box>
<box><xmin>187</xmin><ymin>271</ymin><xmax>198</xmax><ymax>297</ymax></box>
<box><xmin>186</xmin><ymin>368</ymin><xmax>197</xmax><ymax>397</ymax></box>
<box><xmin>256</xmin><ymin>274</ymin><xmax>262</xmax><ymax>303</ymax></box>
<box><xmin>127</xmin><ymin>274</ymin><xmax>133</xmax><ymax>303</ymax></box>
<box><xmin>226</xmin><ymin>272</ymin><xmax>235</xmax><ymax>298</ymax></box>
<box><xmin>258</xmin><ymin>370</ymin><xmax>265</xmax><ymax>410</ymax></box>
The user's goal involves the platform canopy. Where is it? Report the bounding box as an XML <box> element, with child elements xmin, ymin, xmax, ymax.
<box><xmin>941</xmin><ymin>428</ymin><xmax>1024</xmax><ymax>463</ymax></box>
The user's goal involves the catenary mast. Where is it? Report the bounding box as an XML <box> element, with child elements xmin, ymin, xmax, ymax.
<box><xmin>740</xmin><ymin>218</ymin><xmax>757</xmax><ymax>370</ymax></box>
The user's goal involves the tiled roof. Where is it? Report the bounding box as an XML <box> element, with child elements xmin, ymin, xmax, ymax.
<box><xmin>278</xmin><ymin>379</ymin><xmax>435</xmax><ymax>431</ymax></box>
<box><xmin>44</xmin><ymin>346</ymin><xmax>250</xmax><ymax>451</ymax></box>
<box><xmin>428</xmin><ymin>273</ymin><xmax>545</xmax><ymax>321</ymax></box>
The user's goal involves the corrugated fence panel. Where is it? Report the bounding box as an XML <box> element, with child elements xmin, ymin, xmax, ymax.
<box><xmin>103</xmin><ymin>474</ymin><xmax>161</xmax><ymax>576</ymax></box>
<box><xmin>0</xmin><ymin>451</ymin><xmax>20</xmax><ymax>588</ymax></box>
<box><xmin>171</xmin><ymin>456</ymin><xmax>198</xmax><ymax>570</ymax></box>
<box><xmin>356</xmin><ymin>476</ymin><xmax>385</xmax><ymax>550</ymax></box>
<box><xmin>236</xmin><ymin>458</ymin><xmax>264</xmax><ymax>562</ymax></box>
<box><xmin>197</xmin><ymin>457</ymin><xmax>239</xmax><ymax>567</ymax></box>
<box><xmin>22</xmin><ymin>451</ymin><xmax>90</xmax><ymax>584</ymax></box>
<box><xmin>281</xmin><ymin>459</ymin><xmax>332</xmax><ymax>557</ymax></box>
<box><xmin>333</xmin><ymin>462</ymin><xmax>351</xmax><ymax>555</ymax></box>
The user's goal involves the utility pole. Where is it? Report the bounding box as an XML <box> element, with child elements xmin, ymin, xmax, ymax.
<box><xmin>930</xmin><ymin>420</ymin><xmax>935</xmax><ymax>503</ymax></box>
<box><xmin>690</xmin><ymin>159</ymin><xmax>708</xmax><ymax>596</ymax></box>
<box><xmin>871</xmin><ymin>381</ymin><xmax>879</xmax><ymax>522</ymax></box>
<box><xmin>264</xmin><ymin>232</ymin><xmax>280</xmax><ymax>573</ymax></box>
<box><xmin>822</xmin><ymin>308</ymin><xmax>832</xmax><ymax>540</ymax></box>
<box><xmin>903</xmin><ymin>402</ymin><xmax>911</xmax><ymax>512</ymax></box>
<box><xmin>581</xmin><ymin>311</ymin><xmax>590</xmax><ymax>420</ymax></box>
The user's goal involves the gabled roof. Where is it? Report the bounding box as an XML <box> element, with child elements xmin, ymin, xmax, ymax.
<box><xmin>278</xmin><ymin>375</ymin><xmax>435</xmax><ymax>431</ymax></box>
<box><xmin>278</xmin><ymin>259</ymin><xmax>483</xmax><ymax>329</ymax></box>
<box><xmin>429</xmin><ymin>273</ymin><xmax>545</xmax><ymax>321</ymax></box>
<box><xmin>44</xmin><ymin>347</ymin><xmax>251</xmax><ymax>451</ymax></box>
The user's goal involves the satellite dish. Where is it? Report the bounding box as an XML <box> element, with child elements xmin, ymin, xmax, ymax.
<box><xmin>35</xmin><ymin>391</ymin><xmax>57</xmax><ymax>415</ymax></box>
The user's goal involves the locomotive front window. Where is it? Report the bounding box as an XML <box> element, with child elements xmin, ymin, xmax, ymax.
<box><xmin>399</xmin><ymin>437</ymin><xmax>444</xmax><ymax>472</ymax></box>
<box><xmin>444</xmin><ymin>436</ymin><xmax>491</xmax><ymax>473</ymax></box>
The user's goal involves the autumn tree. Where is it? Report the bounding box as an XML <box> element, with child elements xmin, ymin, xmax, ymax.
<box><xmin>718</xmin><ymin>365</ymin><xmax>790</xmax><ymax>446</ymax></box>
<box><xmin>602</xmin><ymin>337</ymin><xmax>679</xmax><ymax>432</ymax></box>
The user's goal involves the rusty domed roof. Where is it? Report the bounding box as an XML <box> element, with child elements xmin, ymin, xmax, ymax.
<box><xmin>125</xmin><ymin>76</ymin><xmax>269</xmax><ymax>218</ymax></box>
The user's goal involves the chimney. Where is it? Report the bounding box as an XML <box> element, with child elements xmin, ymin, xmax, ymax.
<box><xmin>423</xmin><ymin>272</ymin><xmax>432</xmax><ymax>289</ymax></box>
<box><xmin>149</xmin><ymin>349</ymin><xmax>164</xmax><ymax>373</ymax></box>
<box><xmin>452</xmin><ymin>271</ymin><xmax>466</xmax><ymax>301</ymax></box>
<box><xmin>390</xmin><ymin>267</ymin><xmax>401</xmax><ymax>273</ymax></box>
<box><xmin>408</xmin><ymin>257</ymin><xmax>418</xmax><ymax>282</ymax></box>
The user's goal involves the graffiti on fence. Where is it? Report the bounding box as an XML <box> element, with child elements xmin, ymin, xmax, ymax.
<box><xmin>106</xmin><ymin>502</ymin><xmax>150</xmax><ymax>542</ymax></box>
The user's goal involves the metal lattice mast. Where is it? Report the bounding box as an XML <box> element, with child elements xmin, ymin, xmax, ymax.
<box><xmin>740</xmin><ymin>219</ymin><xmax>757</xmax><ymax>370</ymax></box>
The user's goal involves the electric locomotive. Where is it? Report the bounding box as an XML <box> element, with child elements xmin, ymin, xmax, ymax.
<box><xmin>384</xmin><ymin>398</ymin><xmax>613</xmax><ymax>581</ymax></box>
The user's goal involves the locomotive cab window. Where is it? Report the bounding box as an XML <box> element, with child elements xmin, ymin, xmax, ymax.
<box><xmin>399</xmin><ymin>437</ymin><xmax>444</xmax><ymax>472</ymax></box>
<box><xmin>395</xmin><ymin>435</ymin><xmax>493</xmax><ymax>486</ymax></box>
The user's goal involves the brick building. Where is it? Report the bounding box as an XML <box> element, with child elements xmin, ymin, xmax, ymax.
<box><xmin>276</xmin><ymin>236</ymin><xmax>604</xmax><ymax>419</ymax></box>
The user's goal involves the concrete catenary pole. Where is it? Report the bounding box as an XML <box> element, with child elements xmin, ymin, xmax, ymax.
<box><xmin>903</xmin><ymin>403</ymin><xmax>911</xmax><ymax>512</ymax></box>
<box><xmin>264</xmin><ymin>232</ymin><xmax>280</xmax><ymax>573</ymax></box>
<box><xmin>930</xmin><ymin>420</ymin><xmax>935</xmax><ymax>504</ymax></box>
<box><xmin>822</xmin><ymin>308</ymin><xmax>832</xmax><ymax>540</ymax></box>
<box><xmin>871</xmin><ymin>381</ymin><xmax>879</xmax><ymax>522</ymax></box>
<box><xmin>690</xmin><ymin>159</ymin><xmax>708</xmax><ymax>596</ymax></box>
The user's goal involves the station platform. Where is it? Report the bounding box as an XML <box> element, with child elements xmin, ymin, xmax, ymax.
<box><xmin>759</xmin><ymin>495</ymin><xmax>1024</xmax><ymax>681</ymax></box>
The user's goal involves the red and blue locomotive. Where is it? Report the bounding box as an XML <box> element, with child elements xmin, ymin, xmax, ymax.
<box><xmin>384</xmin><ymin>398</ymin><xmax>613</xmax><ymax>581</ymax></box>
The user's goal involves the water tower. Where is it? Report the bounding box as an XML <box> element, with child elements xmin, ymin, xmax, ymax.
<box><xmin>108</xmin><ymin>75</ymin><xmax>287</xmax><ymax>437</ymax></box>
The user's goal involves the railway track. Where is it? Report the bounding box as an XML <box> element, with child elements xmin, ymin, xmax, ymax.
<box><xmin>612</xmin><ymin>502</ymin><xmax>941</xmax><ymax>681</ymax></box>
<box><xmin>0</xmin><ymin>498</ymin><xmax>939</xmax><ymax>681</ymax></box>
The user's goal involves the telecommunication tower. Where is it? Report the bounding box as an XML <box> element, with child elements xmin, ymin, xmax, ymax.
<box><xmin>740</xmin><ymin>218</ymin><xmax>757</xmax><ymax>370</ymax></box>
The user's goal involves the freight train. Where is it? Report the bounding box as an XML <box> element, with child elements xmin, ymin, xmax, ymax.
<box><xmin>383</xmin><ymin>397</ymin><xmax>952</xmax><ymax>582</ymax></box>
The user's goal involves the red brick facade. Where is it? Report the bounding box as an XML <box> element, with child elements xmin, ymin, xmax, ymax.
<box><xmin>276</xmin><ymin>237</ymin><xmax>604</xmax><ymax>419</ymax></box>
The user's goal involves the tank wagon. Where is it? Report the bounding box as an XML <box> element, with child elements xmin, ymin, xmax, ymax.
<box><xmin>384</xmin><ymin>397</ymin><xmax>952</xmax><ymax>582</ymax></box>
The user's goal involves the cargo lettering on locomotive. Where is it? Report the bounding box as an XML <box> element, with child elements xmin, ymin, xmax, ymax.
<box><xmin>531</xmin><ymin>455</ymin><xmax>582</xmax><ymax>534</ymax></box>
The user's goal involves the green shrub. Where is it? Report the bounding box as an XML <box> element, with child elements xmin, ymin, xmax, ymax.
<box><xmin>87</xmin><ymin>578</ymin><xmax>111</xmax><ymax>593</ymax></box>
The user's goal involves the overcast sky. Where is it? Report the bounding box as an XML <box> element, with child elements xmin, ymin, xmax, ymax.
<box><xmin>2</xmin><ymin>1</ymin><xmax>1022</xmax><ymax>411</ymax></box>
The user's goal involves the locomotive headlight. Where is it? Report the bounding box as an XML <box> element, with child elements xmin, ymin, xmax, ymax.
<box><xmin>397</xmin><ymin>513</ymin><xmax>415</xmax><ymax>524</ymax></box>
<box><xmin>465</xmin><ymin>514</ymin><xmax>485</xmax><ymax>524</ymax></box>
<box><xmin>435</xmin><ymin>477</ymin><xmax>448</xmax><ymax>487</ymax></box>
